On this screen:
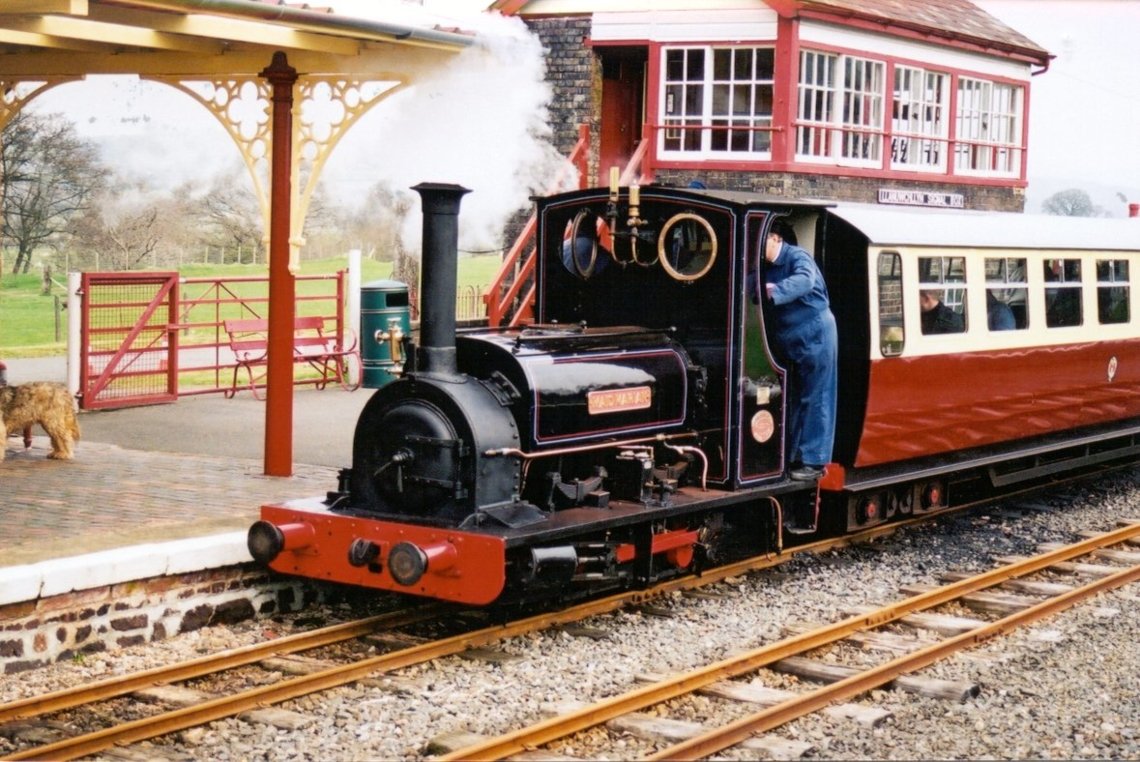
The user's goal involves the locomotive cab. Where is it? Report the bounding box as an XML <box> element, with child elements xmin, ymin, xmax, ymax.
<box><xmin>535</xmin><ymin>186</ymin><xmax>839</xmax><ymax>491</ymax></box>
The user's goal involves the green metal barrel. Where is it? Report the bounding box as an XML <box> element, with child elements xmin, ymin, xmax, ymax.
<box><xmin>360</xmin><ymin>279</ymin><xmax>411</xmax><ymax>388</ymax></box>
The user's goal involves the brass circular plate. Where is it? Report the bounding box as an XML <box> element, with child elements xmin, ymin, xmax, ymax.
<box><xmin>658</xmin><ymin>212</ymin><xmax>717</xmax><ymax>281</ymax></box>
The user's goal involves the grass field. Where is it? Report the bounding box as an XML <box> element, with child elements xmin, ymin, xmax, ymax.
<box><xmin>0</xmin><ymin>254</ymin><xmax>505</xmax><ymax>358</ymax></box>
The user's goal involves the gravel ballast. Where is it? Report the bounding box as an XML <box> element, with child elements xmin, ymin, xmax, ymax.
<box><xmin>2</xmin><ymin>470</ymin><xmax>1139</xmax><ymax>760</ymax></box>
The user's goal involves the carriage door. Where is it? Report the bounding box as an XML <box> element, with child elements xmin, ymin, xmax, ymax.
<box><xmin>738</xmin><ymin>213</ymin><xmax>787</xmax><ymax>481</ymax></box>
<box><xmin>599</xmin><ymin>49</ymin><xmax>645</xmax><ymax>181</ymax></box>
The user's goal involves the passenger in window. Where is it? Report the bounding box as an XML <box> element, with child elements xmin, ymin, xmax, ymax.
<box><xmin>762</xmin><ymin>219</ymin><xmax>837</xmax><ymax>482</ymax></box>
<box><xmin>919</xmin><ymin>289</ymin><xmax>965</xmax><ymax>334</ymax></box>
<box><xmin>986</xmin><ymin>291</ymin><xmax>1016</xmax><ymax>331</ymax></box>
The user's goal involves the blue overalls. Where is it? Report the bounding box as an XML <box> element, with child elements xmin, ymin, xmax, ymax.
<box><xmin>765</xmin><ymin>242</ymin><xmax>838</xmax><ymax>468</ymax></box>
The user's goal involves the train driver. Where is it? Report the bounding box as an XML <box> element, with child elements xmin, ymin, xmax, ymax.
<box><xmin>762</xmin><ymin>219</ymin><xmax>838</xmax><ymax>481</ymax></box>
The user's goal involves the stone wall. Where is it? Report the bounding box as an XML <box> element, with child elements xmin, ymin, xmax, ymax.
<box><xmin>527</xmin><ymin>17</ymin><xmax>597</xmax><ymax>159</ymax></box>
<box><xmin>0</xmin><ymin>564</ymin><xmax>317</xmax><ymax>674</ymax></box>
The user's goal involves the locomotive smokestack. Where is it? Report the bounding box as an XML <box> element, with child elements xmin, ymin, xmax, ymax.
<box><xmin>412</xmin><ymin>182</ymin><xmax>471</xmax><ymax>377</ymax></box>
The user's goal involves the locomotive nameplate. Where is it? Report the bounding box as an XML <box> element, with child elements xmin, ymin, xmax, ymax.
<box><xmin>588</xmin><ymin>386</ymin><xmax>652</xmax><ymax>414</ymax></box>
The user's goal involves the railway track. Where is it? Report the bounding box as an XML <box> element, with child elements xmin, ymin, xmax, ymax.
<box><xmin>439</xmin><ymin>519</ymin><xmax>1140</xmax><ymax>761</ymax></box>
<box><xmin>0</xmin><ymin>517</ymin><xmax>917</xmax><ymax>761</ymax></box>
<box><xmin>1</xmin><ymin>514</ymin><xmax>1134</xmax><ymax>761</ymax></box>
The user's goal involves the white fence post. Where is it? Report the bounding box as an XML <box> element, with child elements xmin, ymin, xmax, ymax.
<box><xmin>67</xmin><ymin>271</ymin><xmax>82</xmax><ymax>397</ymax></box>
<box><xmin>347</xmin><ymin>248</ymin><xmax>362</xmax><ymax>342</ymax></box>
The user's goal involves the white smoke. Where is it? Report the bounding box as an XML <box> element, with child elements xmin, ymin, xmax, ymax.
<box><xmin>325</xmin><ymin>8</ymin><xmax>576</xmax><ymax>255</ymax></box>
<box><xmin>28</xmin><ymin>3</ymin><xmax>575</xmax><ymax>258</ymax></box>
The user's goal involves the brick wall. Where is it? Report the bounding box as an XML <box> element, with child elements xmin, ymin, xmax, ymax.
<box><xmin>0</xmin><ymin>565</ymin><xmax>319</xmax><ymax>674</ymax></box>
<box><xmin>652</xmin><ymin>169</ymin><xmax>1026</xmax><ymax>212</ymax></box>
<box><xmin>527</xmin><ymin>17</ymin><xmax>598</xmax><ymax>162</ymax></box>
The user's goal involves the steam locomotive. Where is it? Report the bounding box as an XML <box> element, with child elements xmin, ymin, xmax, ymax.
<box><xmin>248</xmin><ymin>181</ymin><xmax>1140</xmax><ymax>605</ymax></box>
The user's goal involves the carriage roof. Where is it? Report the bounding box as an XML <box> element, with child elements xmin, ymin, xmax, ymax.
<box><xmin>827</xmin><ymin>202</ymin><xmax>1140</xmax><ymax>252</ymax></box>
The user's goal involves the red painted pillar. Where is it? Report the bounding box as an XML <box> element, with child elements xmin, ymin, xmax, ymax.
<box><xmin>261</xmin><ymin>52</ymin><xmax>298</xmax><ymax>477</ymax></box>
<box><xmin>772</xmin><ymin>14</ymin><xmax>799</xmax><ymax>168</ymax></box>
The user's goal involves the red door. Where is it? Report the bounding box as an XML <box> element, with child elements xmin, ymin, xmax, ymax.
<box><xmin>599</xmin><ymin>51</ymin><xmax>646</xmax><ymax>182</ymax></box>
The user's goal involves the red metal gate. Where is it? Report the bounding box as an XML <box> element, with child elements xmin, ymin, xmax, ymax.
<box><xmin>79</xmin><ymin>272</ymin><xmax>179</xmax><ymax>410</ymax></box>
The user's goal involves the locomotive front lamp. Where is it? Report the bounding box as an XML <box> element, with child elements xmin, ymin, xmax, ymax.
<box><xmin>247</xmin><ymin>520</ymin><xmax>315</xmax><ymax>563</ymax></box>
<box><xmin>387</xmin><ymin>540</ymin><xmax>458</xmax><ymax>586</ymax></box>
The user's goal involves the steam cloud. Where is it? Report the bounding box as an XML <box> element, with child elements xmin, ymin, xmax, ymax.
<box><xmin>329</xmin><ymin>9</ymin><xmax>576</xmax><ymax>256</ymax></box>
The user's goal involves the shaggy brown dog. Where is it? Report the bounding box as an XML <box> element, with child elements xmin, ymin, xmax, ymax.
<box><xmin>0</xmin><ymin>382</ymin><xmax>81</xmax><ymax>461</ymax></box>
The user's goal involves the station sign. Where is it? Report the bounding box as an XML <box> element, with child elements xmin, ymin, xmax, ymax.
<box><xmin>877</xmin><ymin>188</ymin><xmax>965</xmax><ymax>208</ymax></box>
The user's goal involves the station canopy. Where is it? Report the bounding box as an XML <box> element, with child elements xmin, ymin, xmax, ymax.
<box><xmin>0</xmin><ymin>0</ymin><xmax>478</xmax><ymax>233</ymax></box>
<box><xmin>0</xmin><ymin>0</ymin><xmax>473</xmax><ymax>77</ymax></box>
<box><xmin>0</xmin><ymin>0</ymin><xmax>479</xmax><ymax>477</ymax></box>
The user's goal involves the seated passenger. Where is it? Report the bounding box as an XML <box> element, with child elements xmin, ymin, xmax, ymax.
<box><xmin>987</xmin><ymin>291</ymin><xmax>1016</xmax><ymax>330</ymax></box>
<box><xmin>919</xmin><ymin>289</ymin><xmax>965</xmax><ymax>334</ymax></box>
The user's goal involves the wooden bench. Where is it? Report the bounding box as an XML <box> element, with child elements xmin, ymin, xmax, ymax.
<box><xmin>223</xmin><ymin>316</ymin><xmax>360</xmax><ymax>399</ymax></box>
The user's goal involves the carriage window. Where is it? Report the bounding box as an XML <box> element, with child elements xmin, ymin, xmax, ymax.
<box><xmin>1097</xmin><ymin>259</ymin><xmax>1130</xmax><ymax>325</ymax></box>
<box><xmin>877</xmin><ymin>251</ymin><xmax>904</xmax><ymax>355</ymax></box>
<box><xmin>918</xmin><ymin>256</ymin><xmax>966</xmax><ymax>334</ymax></box>
<box><xmin>1044</xmin><ymin>258</ymin><xmax>1083</xmax><ymax>328</ymax></box>
<box><xmin>984</xmin><ymin>257</ymin><xmax>1027</xmax><ymax>330</ymax></box>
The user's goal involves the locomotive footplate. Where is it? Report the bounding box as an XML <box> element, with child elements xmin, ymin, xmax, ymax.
<box><xmin>251</xmin><ymin>481</ymin><xmax>812</xmax><ymax>605</ymax></box>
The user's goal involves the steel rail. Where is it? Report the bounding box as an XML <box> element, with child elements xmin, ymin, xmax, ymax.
<box><xmin>0</xmin><ymin>605</ymin><xmax>448</xmax><ymax>724</ymax></box>
<box><xmin>5</xmin><ymin>507</ymin><xmax>1104</xmax><ymax>760</ymax></box>
<box><xmin>1</xmin><ymin>528</ymin><xmax>881</xmax><ymax>761</ymax></box>
<box><xmin>653</xmin><ymin>533</ymin><xmax>1140</xmax><ymax>760</ymax></box>
<box><xmin>444</xmin><ymin>520</ymin><xmax>1140</xmax><ymax>762</ymax></box>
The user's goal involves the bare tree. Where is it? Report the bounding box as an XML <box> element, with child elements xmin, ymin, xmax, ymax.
<box><xmin>1042</xmin><ymin>188</ymin><xmax>1106</xmax><ymax>217</ymax></box>
<box><xmin>196</xmin><ymin>167</ymin><xmax>263</xmax><ymax>262</ymax></box>
<box><xmin>346</xmin><ymin>182</ymin><xmax>414</xmax><ymax>263</ymax></box>
<box><xmin>69</xmin><ymin>202</ymin><xmax>161</xmax><ymax>270</ymax></box>
<box><xmin>1</xmin><ymin>111</ymin><xmax>107</xmax><ymax>273</ymax></box>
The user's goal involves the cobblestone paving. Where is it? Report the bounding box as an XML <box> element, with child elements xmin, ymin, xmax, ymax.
<box><xmin>2</xmin><ymin>436</ymin><xmax>337</xmax><ymax>566</ymax></box>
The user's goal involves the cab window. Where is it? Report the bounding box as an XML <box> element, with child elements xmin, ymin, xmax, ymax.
<box><xmin>877</xmin><ymin>251</ymin><xmax>904</xmax><ymax>355</ymax></box>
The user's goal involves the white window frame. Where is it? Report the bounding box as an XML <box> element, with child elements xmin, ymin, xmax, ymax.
<box><xmin>659</xmin><ymin>45</ymin><xmax>775</xmax><ymax>160</ymax></box>
<box><xmin>1043</xmin><ymin>258</ymin><xmax>1083</xmax><ymax>328</ymax></box>
<box><xmin>1097</xmin><ymin>258</ymin><xmax>1131</xmax><ymax>325</ymax></box>
<box><xmin>954</xmin><ymin>77</ymin><xmax>1023</xmax><ymax>177</ymax></box>
<box><xmin>918</xmin><ymin>254</ymin><xmax>968</xmax><ymax>331</ymax></box>
<box><xmin>891</xmin><ymin>66</ymin><xmax>949</xmax><ymax>172</ymax></box>
<box><xmin>796</xmin><ymin>50</ymin><xmax>884</xmax><ymax>168</ymax></box>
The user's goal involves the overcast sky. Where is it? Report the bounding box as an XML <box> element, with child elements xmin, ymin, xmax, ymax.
<box><xmin>26</xmin><ymin>0</ymin><xmax>1140</xmax><ymax>218</ymax></box>
<box><xmin>975</xmin><ymin>0</ymin><xmax>1140</xmax><ymax>215</ymax></box>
